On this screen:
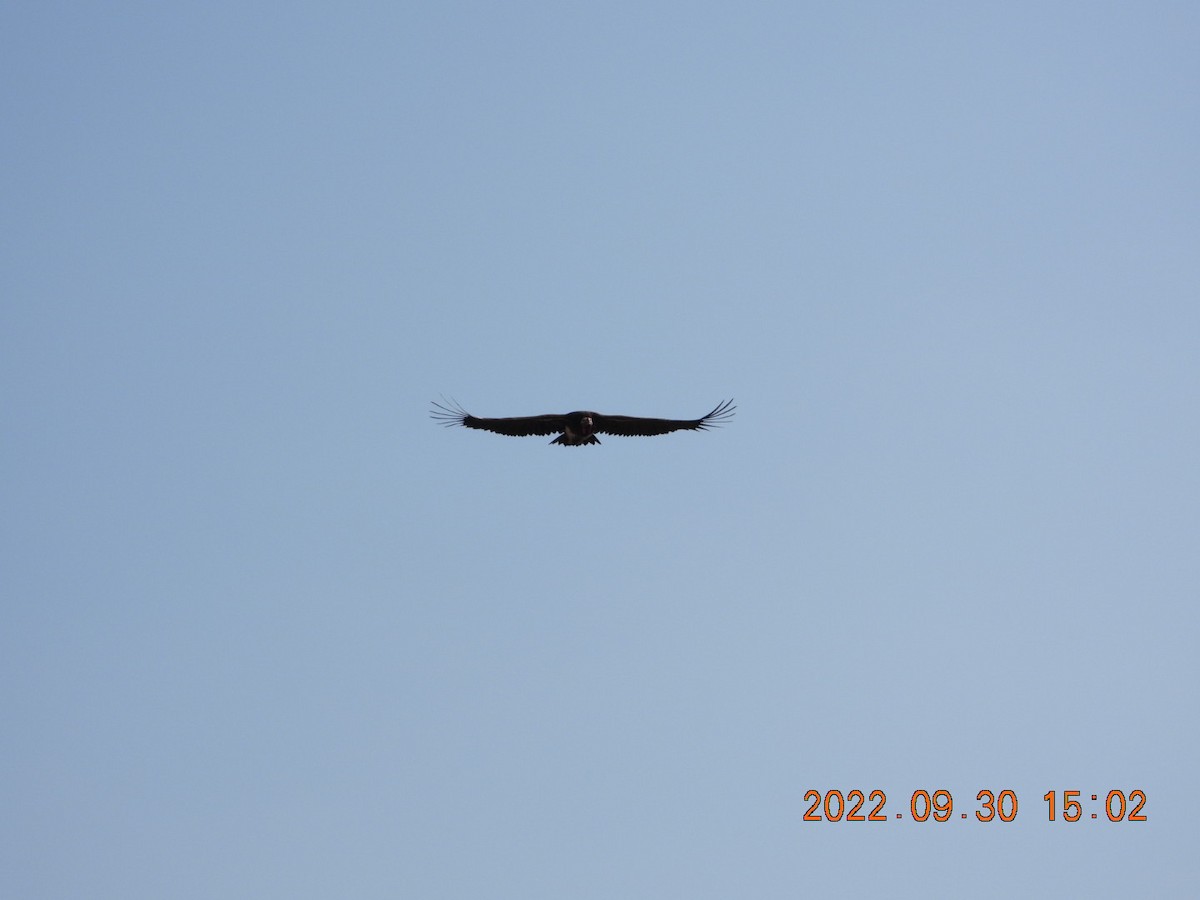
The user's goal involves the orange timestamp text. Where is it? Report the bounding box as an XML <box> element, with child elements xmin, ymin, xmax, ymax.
<box><xmin>803</xmin><ymin>788</ymin><xmax>1147</xmax><ymax>823</ymax></box>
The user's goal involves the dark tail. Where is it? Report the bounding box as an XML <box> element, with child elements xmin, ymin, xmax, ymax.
<box><xmin>550</xmin><ymin>434</ymin><xmax>601</xmax><ymax>446</ymax></box>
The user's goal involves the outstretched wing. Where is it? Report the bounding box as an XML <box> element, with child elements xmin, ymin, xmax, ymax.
<box><xmin>594</xmin><ymin>399</ymin><xmax>736</xmax><ymax>437</ymax></box>
<box><xmin>430</xmin><ymin>398</ymin><xmax>567</xmax><ymax>437</ymax></box>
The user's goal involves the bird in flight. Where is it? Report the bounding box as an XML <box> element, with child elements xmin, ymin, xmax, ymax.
<box><xmin>430</xmin><ymin>398</ymin><xmax>735</xmax><ymax>446</ymax></box>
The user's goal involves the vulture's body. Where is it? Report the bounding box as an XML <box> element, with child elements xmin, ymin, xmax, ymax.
<box><xmin>430</xmin><ymin>399</ymin><xmax>735</xmax><ymax>446</ymax></box>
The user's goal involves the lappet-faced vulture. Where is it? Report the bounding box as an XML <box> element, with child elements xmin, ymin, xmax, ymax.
<box><xmin>430</xmin><ymin>398</ymin><xmax>735</xmax><ymax>446</ymax></box>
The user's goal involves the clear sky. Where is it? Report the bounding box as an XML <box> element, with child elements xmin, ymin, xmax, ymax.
<box><xmin>3</xmin><ymin>2</ymin><xmax>1197</xmax><ymax>897</ymax></box>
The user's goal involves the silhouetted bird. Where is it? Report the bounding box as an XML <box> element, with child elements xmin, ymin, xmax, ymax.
<box><xmin>430</xmin><ymin>398</ymin><xmax>735</xmax><ymax>446</ymax></box>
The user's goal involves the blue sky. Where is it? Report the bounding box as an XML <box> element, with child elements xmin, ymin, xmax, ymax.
<box><xmin>3</xmin><ymin>2</ymin><xmax>1198</xmax><ymax>897</ymax></box>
